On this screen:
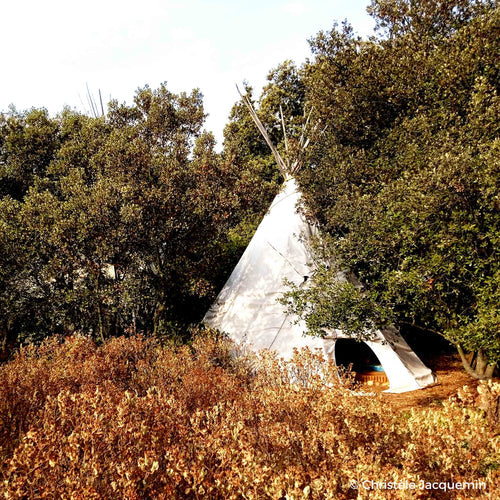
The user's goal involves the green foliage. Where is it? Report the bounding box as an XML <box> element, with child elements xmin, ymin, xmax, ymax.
<box><xmin>281</xmin><ymin>265</ymin><xmax>393</xmax><ymax>341</ymax></box>
<box><xmin>0</xmin><ymin>84</ymin><xmax>272</xmax><ymax>349</ymax></box>
<box><xmin>0</xmin><ymin>108</ymin><xmax>60</xmax><ymax>199</ymax></box>
<box><xmin>290</xmin><ymin>0</ymin><xmax>499</xmax><ymax>374</ymax></box>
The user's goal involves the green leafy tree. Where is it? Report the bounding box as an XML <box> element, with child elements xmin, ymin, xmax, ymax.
<box><xmin>0</xmin><ymin>84</ymin><xmax>271</xmax><ymax>352</ymax></box>
<box><xmin>0</xmin><ymin>108</ymin><xmax>60</xmax><ymax>199</ymax></box>
<box><xmin>284</xmin><ymin>0</ymin><xmax>499</xmax><ymax>378</ymax></box>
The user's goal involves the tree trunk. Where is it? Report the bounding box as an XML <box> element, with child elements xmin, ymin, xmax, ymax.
<box><xmin>457</xmin><ymin>346</ymin><xmax>497</xmax><ymax>379</ymax></box>
<box><xmin>153</xmin><ymin>303</ymin><xmax>165</xmax><ymax>336</ymax></box>
<box><xmin>477</xmin><ymin>381</ymin><xmax>500</xmax><ymax>429</ymax></box>
<box><xmin>1</xmin><ymin>328</ymin><xmax>7</xmax><ymax>359</ymax></box>
<box><xmin>95</xmin><ymin>270</ymin><xmax>105</xmax><ymax>343</ymax></box>
<box><xmin>1</xmin><ymin>320</ymin><xmax>13</xmax><ymax>360</ymax></box>
<box><xmin>97</xmin><ymin>304</ymin><xmax>104</xmax><ymax>343</ymax></box>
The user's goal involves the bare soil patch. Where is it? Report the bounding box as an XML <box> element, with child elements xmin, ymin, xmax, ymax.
<box><xmin>381</xmin><ymin>353</ymin><xmax>486</xmax><ymax>412</ymax></box>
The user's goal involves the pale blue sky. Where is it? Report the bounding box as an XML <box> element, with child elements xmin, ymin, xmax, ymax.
<box><xmin>1</xmin><ymin>0</ymin><xmax>375</xmax><ymax>146</ymax></box>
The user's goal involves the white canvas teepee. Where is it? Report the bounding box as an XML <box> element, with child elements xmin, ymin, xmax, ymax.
<box><xmin>204</xmin><ymin>178</ymin><xmax>436</xmax><ymax>393</ymax></box>
<box><xmin>204</xmin><ymin>88</ymin><xmax>436</xmax><ymax>393</ymax></box>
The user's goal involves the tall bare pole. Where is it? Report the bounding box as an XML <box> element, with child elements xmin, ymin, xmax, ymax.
<box><xmin>99</xmin><ymin>89</ymin><xmax>104</xmax><ymax>117</ymax></box>
<box><xmin>235</xmin><ymin>85</ymin><xmax>289</xmax><ymax>178</ymax></box>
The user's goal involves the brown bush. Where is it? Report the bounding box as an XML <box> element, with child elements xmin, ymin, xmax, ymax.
<box><xmin>0</xmin><ymin>334</ymin><xmax>498</xmax><ymax>499</ymax></box>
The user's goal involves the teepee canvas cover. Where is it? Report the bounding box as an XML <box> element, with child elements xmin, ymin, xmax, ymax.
<box><xmin>204</xmin><ymin>178</ymin><xmax>436</xmax><ymax>393</ymax></box>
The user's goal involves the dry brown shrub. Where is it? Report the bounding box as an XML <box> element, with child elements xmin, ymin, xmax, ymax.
<box><xmin>0</xmin><ymin>333</ymin><xmax>498</xmax><ymax>499</ymax></box>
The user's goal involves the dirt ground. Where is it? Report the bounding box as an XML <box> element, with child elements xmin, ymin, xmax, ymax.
<box><xmin>380</xmin><ymin>353</ymin><xmax>486</xmax><ymax>412</ymax></box>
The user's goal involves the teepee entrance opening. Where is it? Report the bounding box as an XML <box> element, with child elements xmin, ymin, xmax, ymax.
<box><xmin>335</xmin><ymin>339</ymin><xmax>389</xmax><ymax>387</ymax></box>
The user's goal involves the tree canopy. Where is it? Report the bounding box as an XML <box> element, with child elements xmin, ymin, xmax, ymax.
<box><xmin>280</xmin><ymin>0</ymin><xmax>499</xmax><ymax>378</ymax></box>
<box><xmin>0</xmin><ymin>84</ymin><xmax>273</xmax><ymax>350</ymax></box>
